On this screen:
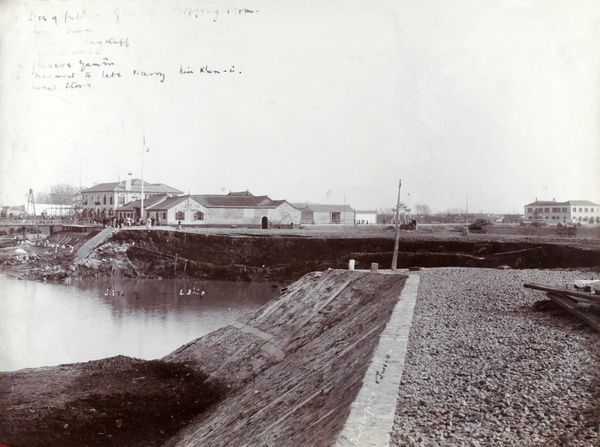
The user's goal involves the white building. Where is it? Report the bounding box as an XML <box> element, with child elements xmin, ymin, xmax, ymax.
<box><xmin>524</xmin><ymin>199</ymin><xmax>600</xmax><ymax>225</ymax></box>
<box><xmin>81</xmin><ymin>179</ymin><xmax>183</xmax><ymax>220</ymax></box>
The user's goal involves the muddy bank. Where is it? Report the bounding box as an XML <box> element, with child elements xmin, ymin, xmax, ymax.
<box><xmin>2</xmin><ymin>229</ymin><xmax>599</xmax><ymax>283</ymax></box>
<box><xmin>0</xmin><ymin>269</ymin><xmax>407</xmax><ymax>447</ymax></box>
<box><xmin>0</xmin><ymin>356</ymin><xmax>225</xmax><ymax>447</ymax></box>
<box><xmin>105</xmin><ymin>230</ymin><xmax>599</xmax><ymax>282</ymax></box>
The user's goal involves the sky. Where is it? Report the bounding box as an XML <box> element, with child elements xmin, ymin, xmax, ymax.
<box><xmin>1</xmin><ymin>0</ymin><xmax>599</xmax><ymax>214</ymax></box>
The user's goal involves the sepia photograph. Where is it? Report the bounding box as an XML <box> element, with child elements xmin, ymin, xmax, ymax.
<box><xmin>0</xmin><ymin>0</ymin><xmax>599</xmax><ymax>445</ymax></box>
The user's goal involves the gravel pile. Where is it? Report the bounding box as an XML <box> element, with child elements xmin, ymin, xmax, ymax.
<box><xmin>390</xmin><ymin>267</ymin><xmax>600</xmax><ymax>447</ymax></box>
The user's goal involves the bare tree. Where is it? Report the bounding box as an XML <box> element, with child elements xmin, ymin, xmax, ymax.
<box><xmin>415</xmin><ymin>204</ymin><xmax>431</xmax><ymax>215</ymax></box>
<box><xmin>35</xmin><ymin>191</ymin><xmax>50</xmax><ymax>204</ymax></box>
<box><xmin>49</xmin><ymin>184</ymin><xmax>81</xmax><ymax>205</ymax></box>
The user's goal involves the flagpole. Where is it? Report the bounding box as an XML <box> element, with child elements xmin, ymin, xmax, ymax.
<box><xmin>141</xmin><ymin>133</ymin><xmax>145</xmax><ymax>223</ymax></box>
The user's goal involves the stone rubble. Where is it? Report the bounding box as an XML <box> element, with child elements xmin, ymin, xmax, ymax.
<box><xmin>390</xmin><ymin>267</ymin><xmax>600</xmax><ymax>447</ymax></box>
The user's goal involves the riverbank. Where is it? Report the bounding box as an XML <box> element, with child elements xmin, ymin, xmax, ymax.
<box><xmin>1</xmin><ymin>267</ymin><xmax>599</xmax><ymax>446</ymax></box>
<box><xmin>0</xmin><ymin>269</ymin><xmax>408</xmax><ymax>446</ymax></box>
<box><xmin>2</xmin><ymin>226</ymin><xmax>598</xmax><ymax>283</ymax></box>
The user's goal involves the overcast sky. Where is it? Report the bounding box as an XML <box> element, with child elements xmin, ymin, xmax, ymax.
<box><xmin>1</xmin><ymin>0</ymin><xmax>599</xmax><ymax>213</ymax></box>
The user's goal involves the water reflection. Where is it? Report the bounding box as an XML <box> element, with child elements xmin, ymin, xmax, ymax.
<box><xmin>0</xmin><ymin>277</ymin><xmax>278</xmax><ymax>372</ymax></box>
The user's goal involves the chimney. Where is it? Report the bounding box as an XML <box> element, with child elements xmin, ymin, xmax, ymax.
<box><xmin>125</xmin><ymin>179</ymin><xmax>131</xmax><ymax>190</ymax></box>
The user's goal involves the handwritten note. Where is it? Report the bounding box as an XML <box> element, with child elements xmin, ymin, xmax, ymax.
<box><xmin>12</xmin><ymin>4</ymin><xmax>258</xmax><ymax>91</ymax></box>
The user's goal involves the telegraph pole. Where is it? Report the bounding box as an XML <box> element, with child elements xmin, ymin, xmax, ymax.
<box><xmin>391</xmin><ymin>179</ymin><xmax>401</xmax><ymax>271</ymax></box>
<box><xmin>141</xmin><ymin>133</ymin><xmax>145</xmax><ymax>224</ymax></box>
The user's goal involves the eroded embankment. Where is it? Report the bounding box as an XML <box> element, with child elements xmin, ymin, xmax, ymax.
<box><xmin>0</xmin><ymin>269</ymin><xmax>407</xmax><ymax>447</ymax></box>
<box><xmin>77</xmin><ymin>230</ymin><xmax>600</xmax><ymax>282</ymax></box>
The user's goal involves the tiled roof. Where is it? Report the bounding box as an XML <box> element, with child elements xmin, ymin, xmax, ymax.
<box><xmin>567</xmin><ymin>200</ymin><xmax>599</xmax><ymax>206</ymax></box>
<box><xmin>525</xmin><ymin>200</ymin><xmax>599</xmax><ymax>207</ymax></box>
<box><xmin>192</xmin><ymin>192</ymin><xmax>279</xmax><ymax>208</ymax></box>
<box><xmin>148</xmin><ymin>196</ymin><xmax>199</xmax><ymax>210</ymax></box>
<box><xmin>118</xmin><ymin>194</ymin><xmax>169</xmax><ymax>211</ymax></box>
<box><xmin>82</xmin><ymin>179</ymin><xmax>183</xmax><ymax>195</ymax></box>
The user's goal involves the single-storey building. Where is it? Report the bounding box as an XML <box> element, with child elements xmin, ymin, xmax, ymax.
<box><xmin>293</xmin><ymin>203</ymin><xmax>355</xmax><ymax>225</ymax></box>
<box><xmin>115</xmin><ymin>191</ymin><xmax>300</xmax><ymax>227</ymax></box>
<box><xmin>191</xmin><ymin>191</ymin><xmax>300</xmax><ymax>228</ymax></box>
<box><xmin>0</xmin><ymin>205</ymin><xmax>25</xmax><ymax>219</ymax></box>
<box><xmin>117</xmin><ymin>194</ymin><xmax>205</xmax><ymax>225</ymax></box>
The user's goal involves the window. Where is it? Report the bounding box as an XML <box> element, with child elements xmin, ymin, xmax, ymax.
<box><xmin>118</xmin><ymin>194</ymin><xmax>125</xmax><ymax>205</ymax></box>
<box><xmin>562</xmin><ymin>208</ymin><xmax>567</xmax><ymax>212</ymax></box>
<box><xmin>195</xmin><ymin>211</ymin><xmax>204</xmax><ymax>221</ymax></box>
<box><xmin>162</xmin><ymin>213</ymin><xmax>167</xmax><ymax>219</ymax></box>
<box><xmin>331</xmin><ymin>212</ymin><xmax>341</xmax><ymax>224</ymax></box>
<box><xmin>585</xmin><ymin>208</ymin><xmax>589</xmax><ymax>212</ymax></box>
<box><xmin>176</xmin><ymin>211</ymin><xmax>185</xmax><ymax>221</ymax></box>
<box><xmin>579</xmin><ymin>208</ymin><xmax>583</xmax><ymax>212</ymax></box>
<box><xmin>110</xmin><ymin>195</ymin><xmax>113</xmax><ymax>205</ymax></box>
<box><xmin>103</xmin><ymin>195</ymin><xmax>107</xmax><ymax>205</ymax></box>
<box><xmin>527</xmin><ymin>208</ymin><xmax>532</xmax><ymax>212</ymax></box>
<box><xmin>544</xmin><ymin>208</ymin><xmax>549</xmax><ymax>213</ymax></box>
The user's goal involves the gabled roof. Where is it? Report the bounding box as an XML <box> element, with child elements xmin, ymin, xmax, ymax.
<box><xmin>117</xmin><ymin>194</ymin><xmax>170</xmax><ymax>211</ymax></box>
<box><xmin>82</xmin><ymin>179</ymin><xmax>183</xmax><ymax>195</ymax></box>
<box><xmin>525</xmin><ymin>200</ymin><xmax>599</xmax><ymax>207</ymax></box>
<box><xmin>191</xmin><ymin>191</ymin><xmax>287</xmax><ymax>208</ymax></box>
<box><xmin>567</xmin><ymin>200</ymin><xmax>599</xmax><ymax>206</ymax></box>
<box><xmin>148</xmin><ymin>195</ymin><xmax>202</xmax><ymax>211</ymax></box>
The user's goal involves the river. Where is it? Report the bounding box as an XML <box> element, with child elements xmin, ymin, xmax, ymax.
<box><xmin>0</xmin><ymin>276</ymin><xmax>279</xmax><ymax>372</ymax></box>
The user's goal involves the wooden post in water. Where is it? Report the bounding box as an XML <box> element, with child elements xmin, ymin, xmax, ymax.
<box><xmin>174</xmin><ymin>253</ymin><xmax>178</xmax><ymax>274</ymax></box>
<box><xmin>391</xmin><ymin>179</ymin><xmax>401</xmax><ymax>271</ymax></box>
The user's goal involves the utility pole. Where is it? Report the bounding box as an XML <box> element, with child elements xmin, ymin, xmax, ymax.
<box><xmin>391</xmin><ymin>179</ymin><xmax>401</xmax><ymax>271</ymax></box>
<box><xmin>141</xmin><ymin>133</ymin><xmax>145</xmax><ymax>224</ymax></box>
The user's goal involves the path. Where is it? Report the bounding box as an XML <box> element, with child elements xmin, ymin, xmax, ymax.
<box><xmin>73</xmin><ymin>227</ymin><xmax>118</xmax><ymax>264</ymax></box>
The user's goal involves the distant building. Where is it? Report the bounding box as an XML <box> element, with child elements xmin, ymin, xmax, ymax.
<box><xmin>0</xmin><ymin>205</ymin><xmax>25</xmax><ymax>219</ymax></box>
<box><xmin>81</xmin><ymin>179</ymin><xmax>183</xmax><ymax>220</ymax></box>
<box><xmin>524</xmin><ymin>199</ymin><xmax>600</xmax><ymax>225</ymax></box>
<box><xmin>293</xmin><ymin>203</ymin><xmax>354</xmax><ymax>225</ymax></box>
<box><xmin>354</xmin><ymin>210</ymin><xmax>378</xmax><ymax>225</ymax></box>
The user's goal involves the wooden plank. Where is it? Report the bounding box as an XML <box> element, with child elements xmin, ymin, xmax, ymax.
<box><xmin>546</xmin><ymin>293</ymin><xmax>600</xmax><ymax>332</ymax></box>
<box><xmin>525</xmin><ymin>283</ymin><xmax>600</xmax><ymax>304</ymax></box>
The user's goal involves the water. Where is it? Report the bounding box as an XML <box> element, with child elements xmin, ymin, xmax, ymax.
<box><xmin>0</xmin><ymin>276</ymin><xmax>278</xmax><ymax>372</ymax></box>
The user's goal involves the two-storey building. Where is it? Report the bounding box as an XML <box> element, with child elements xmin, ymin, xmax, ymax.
<box><xmin>524</xmin><ymin>199</ymin><xmax>600</xmax><ymax>225</ymax></box>
<box><xmin>81</xmin><ymin>179</ymin><xmax>183</xmax><ymax>220</ymax></box>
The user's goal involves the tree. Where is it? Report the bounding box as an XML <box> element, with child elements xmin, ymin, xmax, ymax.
<box><xmin>415</xmin><ymin>204</ymin><xmax>431</xmax><ymax>215</ymax></box>
<box><xmin>49</xmin><ymin>184</ymin><xmax>80</xmax><ymax>205</ymax></box>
